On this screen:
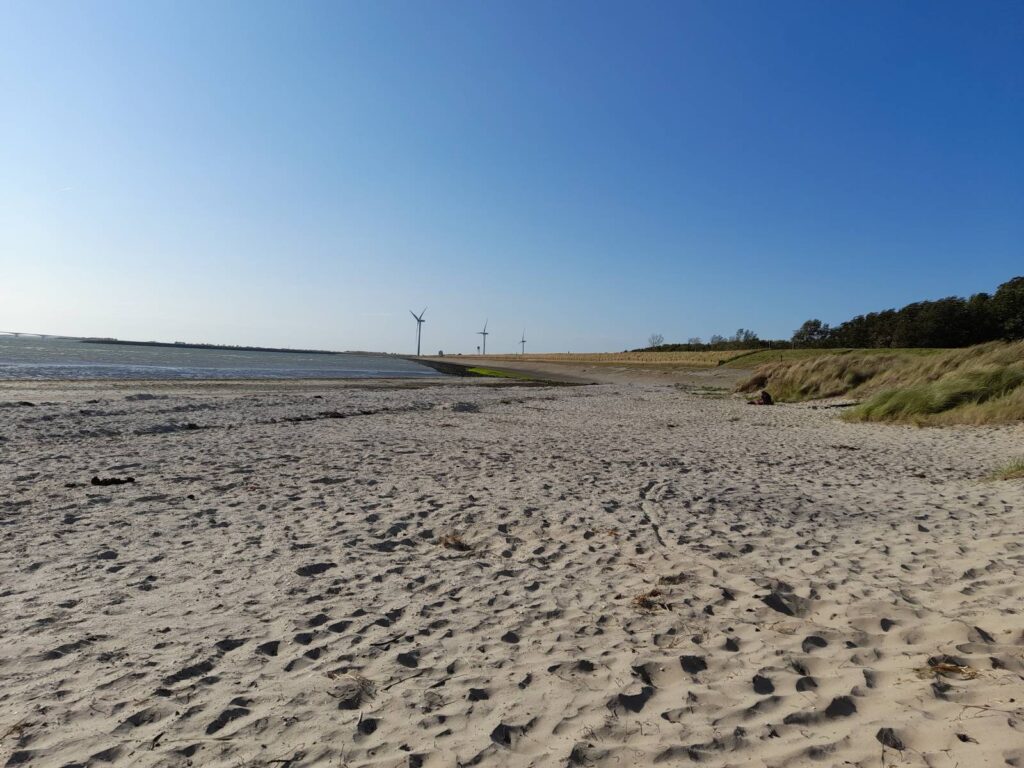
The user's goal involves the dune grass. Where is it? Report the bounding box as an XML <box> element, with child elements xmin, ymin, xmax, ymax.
<box><xmin>722</xmin><ymin>347</ymin><xmax>943</xmax><ymax>369</ymax></box>
<box><xmin>737</xmin><ymin>341</ymin><xmax>1024</xmax><ymax>425</ymax></box>
<box><xmin>847</xmin><ymin>366</ymin><xmax>1024</xmax><ymax>424</ymax></box>
<box><xmin>990</xmin><ymin>458</ymin><xmax>1024</xmax><ymax>480</ymax></box>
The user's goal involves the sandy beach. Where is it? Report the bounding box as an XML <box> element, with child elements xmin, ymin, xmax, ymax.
<box><xmin>2</xmin><ymin>377</ymin><xmax>1023</xmax><ymax>767</ymax></box>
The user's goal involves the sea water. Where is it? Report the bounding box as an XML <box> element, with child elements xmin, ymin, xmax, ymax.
<box><xmin>0</xmin><ymin>337</ymin><xmax>440</xmax><ymax>380</ymax></box>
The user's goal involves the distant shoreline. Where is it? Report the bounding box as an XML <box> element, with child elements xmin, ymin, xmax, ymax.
<box><xmin>78</xmin><ymin>338</ymin><xmax>366</xmax><ymax>356</ymax></box>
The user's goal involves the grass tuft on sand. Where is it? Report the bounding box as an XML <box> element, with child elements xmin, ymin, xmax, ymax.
<box><xmin>737</xmin><ymin>341</ymin><xmax>1024</xmax><ymax>425</ymax></box>
<box><xmin>990</xmin><ymin>458</ymin><xmax>1024</xmax><ymax>480</ymax></box>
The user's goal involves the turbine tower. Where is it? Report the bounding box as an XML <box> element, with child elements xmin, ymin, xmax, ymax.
<box><xmin>409</xmin><ymin>308</ymin><xmax>426</xmax><ymax>356</ymax></box>
<box><xmin>519</xmin><ymin>329</ymin><xmax>526</xmax><ymax>355</ymax></box>
<box><xmin>477</xmin><ymin>319</ymin><xmax>489</xmax><ymax>355</ymax></box>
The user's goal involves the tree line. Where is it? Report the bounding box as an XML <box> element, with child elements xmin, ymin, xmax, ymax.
<box><xmin>641</xmin><ymin>328</ymin><xmax>775</xmax><ymax>352</ymax></box>
<box><xmin>641</xmin><ymin>276</ymin><xmax>1024</xmax><ymax>351</ymax></box>
<box><xmin>792</xmin><ymin>276</ymin><xmax>1023</xmax><ymax>348</ymax></box>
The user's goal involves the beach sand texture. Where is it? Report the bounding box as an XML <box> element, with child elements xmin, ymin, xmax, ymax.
<box><xmin>1</xmin><ymin>380</ymin><xmax>1023</xmax><ymax>767</ymax></box>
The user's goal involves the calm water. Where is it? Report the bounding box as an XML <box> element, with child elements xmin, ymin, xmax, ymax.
<box><xmin>0</xmin><ymin>337</ymin><xmax>441</xmax><ymax>380</ymax></box>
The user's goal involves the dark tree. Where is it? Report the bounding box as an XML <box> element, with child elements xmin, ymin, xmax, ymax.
<box><xmin>798</xmin><ymin>276</ymin><xmax>1022</xmax><ymax>349</ymax></box>
<box><xmin>792</xmin><ymin>319</ymin><xmax>830</xmax><ymax>346</ymax></box>
<box><xmin>992</xmin><ymin>277</ymin><xmax>1024</xmax><ymax>339</ymax></box>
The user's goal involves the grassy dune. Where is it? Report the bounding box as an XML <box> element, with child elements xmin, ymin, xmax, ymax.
<box><xmin>721</xmin><ymin>347</ymin><xmax>944</xmax><ymax>368</ymax></box>
<box><xmin>738</xmin><ymin>341</ymin><xmax>1024</xmax><ymax>425</ymax></box>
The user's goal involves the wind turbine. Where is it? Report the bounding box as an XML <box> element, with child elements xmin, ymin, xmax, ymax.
<box><xmin>409</xmin><ymin>308</ymin><xmax>426</xmax><ymax>356</ymax></box>
<box><xmin>477</xmin><ymin>319</ymin><xmax>489</xmax><ymax>355</ymax></box>
<box><xmin>519</xmin><ymin>329</ymin><xmax>526</xmax><ymax>355</ymax></box>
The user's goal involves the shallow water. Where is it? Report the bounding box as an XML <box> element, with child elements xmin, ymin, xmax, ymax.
<box><xmin>0</xmin><ymin>337</ymin><xmax>439</xmax><ymax>380</ymax></box>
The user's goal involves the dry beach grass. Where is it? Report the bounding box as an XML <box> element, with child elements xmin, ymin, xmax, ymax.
<box><xmin>739</xmin><ymin>341</ymin><xmax>1024</xmax><ymax>425</ymax></box>
<box><xmin>1</xmin><ymin>377</ymin><xmax>1023</xmax><ymax>767</ymax></box>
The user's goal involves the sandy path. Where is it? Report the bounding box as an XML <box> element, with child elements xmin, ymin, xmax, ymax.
<box><xmin>1</xmin><ymin>381</ymin><xmax>1022</xmax><ymax>767</ymax></box>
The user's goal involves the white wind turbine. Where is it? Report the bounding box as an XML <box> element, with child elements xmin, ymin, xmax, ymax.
<box><xmin>477</xmin><ymin>319</ymin><xmax>489</xmax><ymax>355</ymax></box>
<box><xmin>519</xmin><ymin>329</ymin><xmax>526</xmax><ymax>355</ymax></box>
<box><xmin>410</xmin><ymin>308</ymin><xmax>426</xmax><ymax>356</ymax></box>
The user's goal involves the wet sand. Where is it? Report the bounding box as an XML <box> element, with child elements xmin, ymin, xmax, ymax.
<box><xmin>1</xmin><ymin>378</ymin><xmax>1023</xmax><ymax>767</ymax></box>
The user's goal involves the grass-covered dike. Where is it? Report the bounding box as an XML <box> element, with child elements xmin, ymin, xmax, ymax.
<box><xmin>411</xmin><ymin>357</ymin><xmax>576</xmax><ymax>386</ymax></box>
<box><xmin>738</xmin><ymin>341</ymin><xmax>1024</xmax><ymax>425</ymax></box>
<box><xmin>464</xmin><ymin>366</ymin><xmax>536</xmax><ymax>381</ymax></box>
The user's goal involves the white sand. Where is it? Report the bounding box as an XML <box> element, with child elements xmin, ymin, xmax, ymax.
<box><xmin>1</xmin><ymin>379</ymin><xmax>1023</xmax><ymax>767</ymax></box>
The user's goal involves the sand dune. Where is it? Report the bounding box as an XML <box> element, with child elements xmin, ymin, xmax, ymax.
<box><xmin>1</xmin><ymin>379</ymin><xmax>1022</xmax><ymax>767</ymax></box>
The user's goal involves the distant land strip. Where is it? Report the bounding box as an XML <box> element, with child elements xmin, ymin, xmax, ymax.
<box><xmin>78</xmin><ymin>338</ymin><xmax>363</xmax><ymax>355</ymax></box>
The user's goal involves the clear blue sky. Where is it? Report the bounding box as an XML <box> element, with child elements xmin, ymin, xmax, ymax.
<box><xmin>2</xmin><ymin>1</ymin><xmax>1021</xmax><ymax>353</ymax></box>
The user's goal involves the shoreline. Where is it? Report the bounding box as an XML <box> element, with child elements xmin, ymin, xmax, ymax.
<box><xmin>0</xmin><ymin>375</ymin><xmax>557</xmax><ymax>404</ymax></box>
